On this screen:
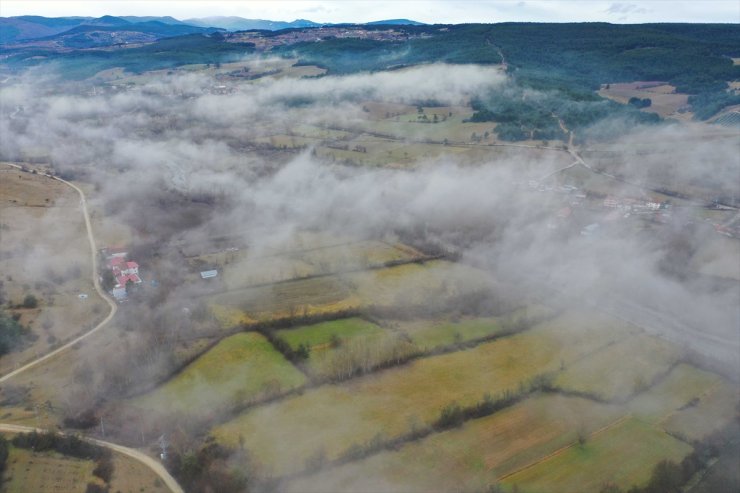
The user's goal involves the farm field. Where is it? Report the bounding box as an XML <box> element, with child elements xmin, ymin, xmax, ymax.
<box><xmin>347</xmin><ymin>260</ymin><xmax>490</xmax><ymax>307</ymax></box>
<box><xmin>207</xmin><ymin>258</ymin><xmax>489</xmax><ymax>323</ymax></box>
<box><xmin>283</xmin><ymin>394</ymin><xmax>624</xmax><ymax>493</ymax></box>
<box><xmin>276</xmin><ymin>317</ymin><xmax>399</xmax><ymax>379</ymax></box>
<box><xmin>276</xmin><ymin>317</ymin><xmax>385</xmax><ymax>349</ymax></box>
<box><xmin>0</xmin><ymin>166</ymin><xmax>107</xmax><ymax>376</ymax></box>
<box><xmin>209</xmin><ymin>310</ymin><xmax>636</xmax><ymax>476</ymax></box>
<box><xmin>129</xmin><ymin>332</ymin><xmax>307</xmax><ymax>418</ymax></box>
<box><xmin>1</xmin><ymin>444</ymin><xmax>97</xmax><ymax>493</ymax></box>
<box><xmin>501</xmin><ymin>417</ymin><xmax>693</xmax><ymax>493</ymax></box>
<box><xmin>108</xmin><ymin>453</ymin><xmax>170</xmax><ymax>493</ymax></box>
<box><xmin>627</xmin><ymin>363</ymin><xmax>724</xmax><ymax>423</ymax></box>
<box><xmin>662</xmin><ymin>379</ymin><xmax>740</xmax><ymax>442</ymax></box>
<box><xmin>395</xmin><ymin>316</ymin><xmax>505</xmax><ymax>350</ymax></box>
<box><xmin>208</xmin><ymin>276</ymin><xmax>359</xmax><ymax>320</ymax></box>
<box><xmin>553</xmin><ymin>333</ymin><xmax>683</xmax><ymax>401</ymax></box>
<box><xmin>598</xmin><ymin>82</ymin><xmax>691</xmax><ymax>120</ymax></box>
<box><xmin>0</xmin><ymin>438</ymin><xmax>168</xmax><ymax>493</ymax></box>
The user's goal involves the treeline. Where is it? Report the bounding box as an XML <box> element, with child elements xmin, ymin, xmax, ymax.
<box><xmin>0</xmin><ymin>307</ymin><xmax>32</xmax><ymax>356</ymax></box>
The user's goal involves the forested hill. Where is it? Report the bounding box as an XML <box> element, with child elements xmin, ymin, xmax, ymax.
<box><xmin>279</xmin><ymin>23</ymin><xmax>740</xmax><ymax>120</ymax></box>
<box><xmin>283</xmin><ymin>23</ymin><xmax>739</xmax><ymax>91</ymax></box>
<box><xmin>2</xmin><ymin>22</ymin><xmax>738</xmax><ymax>118</ymax></box>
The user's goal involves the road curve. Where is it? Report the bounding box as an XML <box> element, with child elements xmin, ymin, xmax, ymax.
<box><xmin>0</xmin><ymin>162</ymin><xmax>118</xmax><ymax>384</ymax></box>
<box><xmin>0</xmin><ymin>164</ymin><xmax>184</xmax><ymax>493</ymax></box>
<box><xmin>0</xmin><ymin>423</ymin><xmax>184</xmax><ymax>493</ymax></box>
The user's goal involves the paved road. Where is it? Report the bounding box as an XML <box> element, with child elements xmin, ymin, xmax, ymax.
<box><xmin>0</xmin><ymin>423</ymin><xmax>184</xmax><ymax>493</ymax></box>
<box><xmin>0</xmin><ymin>163</ymin><xmax>118</xmax><ymax>384</ymax></box>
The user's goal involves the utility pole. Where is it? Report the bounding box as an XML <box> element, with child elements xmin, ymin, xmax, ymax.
<box><xmin>100</xmin><ymin>416</ymin><xmax>105</xmax><ymax>437</ymax></box>
<box><xmin>158</xmin><ymin>434</ymin><xmax>168</xmax><ymax>461</ymax></box>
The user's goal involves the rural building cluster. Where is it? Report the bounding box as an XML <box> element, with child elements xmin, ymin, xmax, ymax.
<box><xmin>103</xmin><ymin>247</ymin><xmax>142</xmax><ymax>301</ymax></box>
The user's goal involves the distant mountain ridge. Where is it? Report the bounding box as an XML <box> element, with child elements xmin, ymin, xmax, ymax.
<box><xmin>183</xmin><ymin>16</ymin><xmax>322</xmax><ymax>31</ymax></box>
<box><xmin>0</xmin><ymin>15</ymin><xmax>222</xmax><ymax>45</ymax></box>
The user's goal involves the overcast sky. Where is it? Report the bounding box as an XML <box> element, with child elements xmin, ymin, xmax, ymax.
<box><xmin>1</xmin><ymin>0</ymin><xmax>738</xmax><ymax>24</ymax></box>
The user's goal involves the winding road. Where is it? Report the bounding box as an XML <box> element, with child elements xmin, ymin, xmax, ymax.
<box><xmin>0</xmin><ymin>163</ymin><xmax>117</xmax><ymax>384</ymax></box>
<box><xmin>0</xmin><ymin>423</ymin><xmax>184</xmax><ymax>493</ymax></box>
<box><xmin>0</xmin><ymin>163</ymin><xmax>183</xmax><ymax>493</ymax></box>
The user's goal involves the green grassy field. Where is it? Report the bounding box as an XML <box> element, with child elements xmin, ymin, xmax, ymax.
<box><xmin>130</xmin><ymin>332</ymin><xmax>307</xmax><ymax>417</ymax></box>
<box><xmin>554</xmin><ymin>333</ymin><xmax>682</xmax><ymax>401</ymax></box>
<box><xmin>502</xmin><ymin>417</ymin><xmax>693</xmax><ymax>493</ymax></box>
<box><xmin>209</xmin><ymin>311</ymin><xmax>634</xmax><ymax>476</ymax></box>
<box><xmin>276</xmin><ymin>317</ymin><xmax>394</xmax><ymax>380</ymax></box>
<box><xmin>284</xmin><ymin>394</ymin><xmax>624</xmax><ymax>493</ymax></box>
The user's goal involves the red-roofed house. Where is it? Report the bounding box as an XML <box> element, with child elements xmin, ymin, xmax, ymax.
<box><xmin>122</xmin><ymin>261</ymin><xmax>139</xmax><ymax>276</ymax></box>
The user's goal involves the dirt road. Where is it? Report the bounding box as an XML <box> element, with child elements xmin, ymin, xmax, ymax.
<box><xmin>0</xmin><ymin>163</ymin><xmax>118</xmax><ymax>384</ymax></box>
<box><xmin>0</xmin><ymin>423</ymin><xmax>184</xmax><ymax>493</ymax></box>
<box><xmin>0</xmin><ymin>164</ymin><xmax>183</xmax><ymax>493</ymax></box>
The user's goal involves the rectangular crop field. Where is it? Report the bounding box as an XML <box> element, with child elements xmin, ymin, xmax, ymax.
<box><xmin>208</xmin><ymin>276</ymin><xmax>359</xmax><ymax>320</ymax></box>
<box><xmin>284</xmin><ymin>394</ymin><xmax>624</xmax><ymax>493</ymax></box>
<box><xmin>627</xmin><ymin>363</ymin><xmax>724</xmax><ymax>423</ymax></box>
<box><xmin>347</xmin><ymin>260</ymin><xmax>490</xmax><ymax>308</ymax></box>
<box><xmin>210</xmin><ymin>310</ymin><xmax>635</xmax><ymax>476</ymax></box>
<box><xmin>396</xmin><ymin>316</ymin><xmax>505</xmax><ymax>351</ymax></box>
<box><xmin>554</xmin><ymin>333</ymin><xmax>682</xmax><ymax>401</ymax></box>
<box><xmin>501</xmin><ymin>417</ymin><xmax>692</xmax><ymax>493</ymax></box>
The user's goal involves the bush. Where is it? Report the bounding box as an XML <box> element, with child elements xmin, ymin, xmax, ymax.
<box><xmin>21</xmin><ymin>294</ymin><xmax>38</xmax><ymax>309</ymax></box>
<box><xmin>93</xmin><ymin>456</ymin><xmax>114</xmax><ymax>483</ymax></box>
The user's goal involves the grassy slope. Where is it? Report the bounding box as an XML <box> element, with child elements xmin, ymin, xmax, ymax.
<box><xmin>130</xmin><ymin>332</ymin><xmax>306</xmax><ymax>417</ymax></box>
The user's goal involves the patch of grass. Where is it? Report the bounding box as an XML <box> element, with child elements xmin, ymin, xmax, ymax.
<box><xmin>502</xmin><ymin>417</ymin><xmax>692</xmax><ymax>493</ymax></box>
<box><xmin>397</xmin><ymin>316</ymin><xmax>504</xmax><ymax>350</ymax></box>
<box><xmin>130</xmin><ymin>332</ymin><xmax>307</xmax><ymax>417</ymax></box>
<box><xmin>276</xmin><ymin>317</ymin><xmax>385</xmax><ymax>349</ymax></box>
<box><xmin>283</xmin><ymin>394</ymin><xmax>624</xmax><ymax>493</ymax></box>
